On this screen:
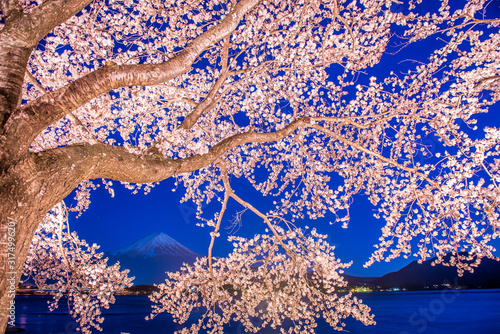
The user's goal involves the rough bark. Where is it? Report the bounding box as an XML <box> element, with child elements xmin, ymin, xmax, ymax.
<box><xmin>0</xmin><ymin>36</ymin><xmax>31</xmax><ymax>126</ymax></box>
<box><xmin>0</xmin><ymin>0</ymin><xmax>93</xmax><ymax>127</ymax></box>
<box><xmin>0</xmin><ymin>0</ymin><xmax>94</xmax><ymax>48</ymax></box>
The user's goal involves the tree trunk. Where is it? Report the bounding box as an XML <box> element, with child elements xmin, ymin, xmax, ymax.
<box><xmin>0</xmin><ymin>151</ymin><xmax>89</xmax><ymax>331</ymax></box>
<box><xmin>0</xmin><ymin>29</ymin><xmax>36</xmax><ymax>332</ymax></box>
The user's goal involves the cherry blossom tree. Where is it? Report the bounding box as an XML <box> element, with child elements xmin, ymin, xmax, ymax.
<box><xmin>0</xmin><ymin>0</ymin><xmax>499</xmax><ymax>332</ymax></box>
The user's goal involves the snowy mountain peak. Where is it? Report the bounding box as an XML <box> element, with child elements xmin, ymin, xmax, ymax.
<box><xmin>107</xmin><ymin>232</ymin><xmax>200</xmax><ymax>259</ymax></box>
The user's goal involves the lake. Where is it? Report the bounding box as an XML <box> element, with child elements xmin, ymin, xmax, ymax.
<box><xmin>10</xmin><ymin>289</ymin><xmax>500</xmax><ymax>334</ymax></box>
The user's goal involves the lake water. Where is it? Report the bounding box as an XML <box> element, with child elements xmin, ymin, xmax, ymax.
<box><xmin>10</xmin><ymin>289</ymin><xmax>500</xmax><ymax>334</ymax></box>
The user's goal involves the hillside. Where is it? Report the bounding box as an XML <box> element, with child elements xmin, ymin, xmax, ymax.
<box><xmin>371</xmin><ymin>254</ymin><xmax>500</xmax><ymax>289</ymax></box>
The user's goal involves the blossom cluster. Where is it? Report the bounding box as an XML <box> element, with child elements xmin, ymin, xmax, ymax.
<box><xmin>149</xmin><ymin>226</ymin><xmax>374</xmax><ymax>333</ymax></box>
<box><xmin>23</xmin><ymin>203</ymin><xmax>134</xmax><ymax>333</ymax></box>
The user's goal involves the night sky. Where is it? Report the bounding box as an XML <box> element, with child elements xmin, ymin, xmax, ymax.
<box><xmin>66</xmin><ymin>1</ymin><xmax>500</xmax><ymax>278</ymax></box>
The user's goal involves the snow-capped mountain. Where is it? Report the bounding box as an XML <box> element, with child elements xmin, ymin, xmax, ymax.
<box><xmin>107</xmin><ymin>232</ymin><xmax>200</xmax><ymax>258</ymax></box>
<box><xmin>106</xmin><ymin>232</ymin><xmax>203</xmax><ymax>285</ymax></box>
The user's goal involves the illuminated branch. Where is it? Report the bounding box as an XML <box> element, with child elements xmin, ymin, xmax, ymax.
<box><xmin>309</xmin><ymin>123</ymin><xmax>439</xmax><ymax>188</ymax></box>
<box><xmin>207</xmin><ymin>181</ymin><xmax>229</xmax><ymax>282</ymax></box>
<box><xmin>220</xmin><ymin>167</ymin><xmax>299</xmax><ymax>266</ymax></box>
<box><xmin>179</xmin><ymin>38</ymin><xmax>232</xmax><ymax>130</ymax></box>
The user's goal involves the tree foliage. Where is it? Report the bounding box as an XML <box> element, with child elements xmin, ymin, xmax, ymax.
<box><xmin>1</xmin><ymin>0</ymin><xmax>500</xmax><ymax>332</ymax></box>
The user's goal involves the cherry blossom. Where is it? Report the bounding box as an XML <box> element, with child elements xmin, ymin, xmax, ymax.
<box><xmin>0</xmin><ymin>0</ymin><xmax>499</xmax><ymax>332</ymax></box>
<box><xmin>23</xmin><ymin>203</ymin><xmax>133</xmax><ymax>333</ymax></box>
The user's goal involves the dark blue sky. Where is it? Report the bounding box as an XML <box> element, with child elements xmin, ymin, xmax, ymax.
<box><xmin>67</xmin><ymin>0</ymin><xmax>500</xmax><ymax>278</ymax></box>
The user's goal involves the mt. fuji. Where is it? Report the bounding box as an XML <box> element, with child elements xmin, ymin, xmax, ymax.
<box><xmin>106</xmin><ymin>232</ymin><xmax>203</xmax><ymax>285</ymax></box>
<box><xmin>107</xmin><ymin>232</ymin><xmax>200</xmax><ymax>258</ymax></box>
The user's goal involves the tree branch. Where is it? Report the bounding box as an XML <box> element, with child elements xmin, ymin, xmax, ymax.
<box><xmin>7</xmin><ymin>0</ymin><xmax>262</xmax><ymax>158</ymax></box>
<box><xmin>220</xmin><ymin>169</ymin><xmax>302</xmax><ymax>273</ymax></box>
<box><xmin>24</xmin><ymin>70</ymin><xmax>46</xmax><ymax>94</ymax></box>
<box><xmin>1</xmin><ymin>0</ymin><xmax>93</xmax><ymax>47</ymax></box>
<box><xmin>208</xmin><ymin>178</ymin><xmax>228</xmax><ymax>282</ymax></box>
<box><xmin>308</xmin><ymin>123</ymin><xmax>439</xmax><ymax>187</ymax></box>
<box><xmin>179</xmin><ymin>37</ymin><xmax>231</xmax><ymax>130</ymax></box>
<box><xmin>178</xmin><ymin>70</ymin><xmax>229</xmax><ymax>130</ymax></box>
<box><xmin>474</xmin><ymin>75</ymin><xmax>500</xmax><ymax>89</ymax></box>
<box><xmin>25</xmin><ymin>70</ymin><xmax>97</xmax><ymax>140</ymax></box>
<box><xmin>34</xmin><ymin>115</ymin><xmax>442</xmax><ymax>193</ymax></box>
<box><xmin>26</xmin><ymin>0</ymin><xmax>93</xmax><ymax>45</ymax></box>
<box><xmin>36</xmin><ymin>117</ymin><xmax>310</xmax><ymax>185</ymax></box>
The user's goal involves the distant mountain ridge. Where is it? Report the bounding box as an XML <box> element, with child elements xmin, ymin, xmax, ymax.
<box><xmin>106</xmin><ymin>232</ymin><xmax>203</xmax><ymax>285</ymax></box>
<box><xmin>371</xmin><ymin>254</ymin><xmax>500</xmax><ymax>289</ymax></box>
<box><xmin>342</xmin><ymin>275</ymin><xmax>379</xmax><ymax>287</ymax></box>
<box><xmin>342</xmin><ymin>253</ymin><xmax>500</xmax><ymax>290</ymax></box>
